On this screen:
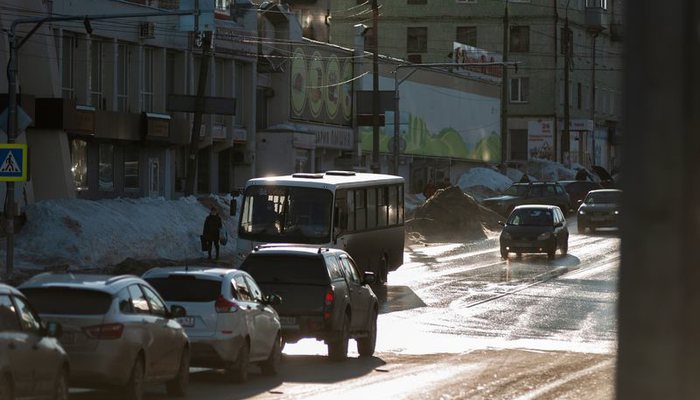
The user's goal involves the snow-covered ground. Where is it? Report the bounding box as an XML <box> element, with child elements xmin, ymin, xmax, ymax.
<box><xmin>0</xmin><ymin>158</ymin><xmax>601</xmax><ymax>272</ymax></box>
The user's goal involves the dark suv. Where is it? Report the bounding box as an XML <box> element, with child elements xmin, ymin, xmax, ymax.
<box><xmin>482</xmin><ymin>182</ymin><xmax>571</xmax><ymax>217</ymax></box>
<box><xmin>240</xmin><ymin>245</ymin><xmax>378</xmax><ymax>361</ymax></box>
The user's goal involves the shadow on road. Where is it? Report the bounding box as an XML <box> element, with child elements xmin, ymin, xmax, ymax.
<box><xmin>373</xmin><ymin>284</ymin><xmax>427</xmax><ymax>314</ymax></box>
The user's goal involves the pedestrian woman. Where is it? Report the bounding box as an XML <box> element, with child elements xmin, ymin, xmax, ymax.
<box><xmin>203</xmin><ymin>207</ymin><xmax>223</xmax><ymax>260</ymax></box>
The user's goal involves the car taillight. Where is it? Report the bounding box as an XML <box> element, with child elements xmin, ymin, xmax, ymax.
<box><xmin>323</xmin><ymin>289</ymin><xmax>334</xmax><ymax>320</ymax></box>
<box><xmin>82</xmin><ymin>323</ymin><xmax>124</xmax><ymax>340</ymax></box>
<box><xmin>215</xmin><ymin>295</ymin><xmax>239</xmax><ymax>313</ymax></box>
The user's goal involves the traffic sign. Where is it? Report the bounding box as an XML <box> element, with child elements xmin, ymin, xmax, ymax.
<box><xmin>0</xmin><ymin>144</ymin><xmax>27</xmax><ymax>181</ymax></box>
<box><xmin>0</xmin><ymin>106</ymin><xmax>32</xmax><ymax>134</ymax></box>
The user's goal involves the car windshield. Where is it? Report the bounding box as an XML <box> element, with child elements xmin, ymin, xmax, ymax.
<box><xmin>21</xmin><ymin>287</ymin><xmax>113</xmax><ymax>315</ymax></box>
<box><xmin>145</xmin><ymin>276</ymin><xmax>221</xmax><ymax>302</ymax></box>
<box><xmin>585</xmin><ymin>192</ymin><xmax>622</xmax><ymax>205</ymax></box>
<box><xmin>241</xmin><ymin>255</ymin><xmax>330</xmax><ymax>285</ymax></box>
<box><xmin>503</xmin><ymin>185</ymin><xmax>529</xmax><ymax>196</ymax></box>
<box><xmin>239</xmin><ymin>186</ymin><xmax>333</xmax><ymax>244</ymax></box>
<box><xmin>507</xmin><ymin>209</ymin><xmax>553</xmax><ymax>226</ymax></box>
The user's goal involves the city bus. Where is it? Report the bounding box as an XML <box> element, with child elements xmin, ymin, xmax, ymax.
<box><xmin>235</xmin><ymin>171</ymin><xmax>405</xmax><ymax>283</ymax></box>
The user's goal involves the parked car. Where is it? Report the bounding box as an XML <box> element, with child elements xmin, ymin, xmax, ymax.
<box><xmin>19</xmin><ymin>273</ymin><xmax>190</xmax><ymax>400</ymax></box>
<box><xmin>558</xmin><ymin>180</ymin><xmax>604</xmax><ymax>212</ymax></box>
<box><xmin>483</xmin><ymin>182</ymin><xmax>571</xmax><ymax>217</ymax></box>
<box><xmin>499</xmin><ymin>205</ymin><xmax>569</xmax><ymax>260</ymax></box>
<box><xmin>142</xmin><ymin>267</ymin><xmax>282</xmax><ymax>383</ymax></box>
<box><xmin>577</xmin><ymin>189</ymin><xmax>623</xmax><ymax>233</ymax></box>
<box><xmin>240</xmin><ymin>245</ymin><xmax>378</xmax><ymax>361</ymax></box>
<box><xmin>0</xmin><ymin>283</ymin><xmax>69</xmax><ymax>400</ymax></box>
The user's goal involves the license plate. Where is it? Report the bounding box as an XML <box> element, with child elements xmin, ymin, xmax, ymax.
<box><xmin>591</xmin><ymin>216</ymin><xmax>608</xmax><ymax>222</ymax></box>
<box><xmin>280</xmin><ymin>316</ymin><xmax>297</xmax><ymax>327</ymax></box>
<box><xmin>177</xmin><ymin>316</ymin><xmax>195</xmax><ymax>327</ymax></box>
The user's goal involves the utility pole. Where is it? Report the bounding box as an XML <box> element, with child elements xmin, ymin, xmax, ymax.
<box><xmin>185</xmin><ymin>29</ymin><xmax>213</xmax><ymax>196</ymax></box>
<box><xmin>562</xmin><ymin>13</ymin><xmax>571</xmax><ymax>165</ymax></box>
<box><xmin>371</xmin><ymin>0</ymin><xmax>380</xmax><ymax>173</ymax></box>
<box><xmin>500</xmin><ymin>1</ymin><xmax>509</xmax><ymax>166</ymax></box>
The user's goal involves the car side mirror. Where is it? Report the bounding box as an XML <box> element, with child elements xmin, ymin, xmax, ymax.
<box><xmin>230</xmin><ymin>198</ymin><xmax>237</xmax><ymax>216</ymax></box>
<box><xmin>498</xmin><ymin>221</ymin><xmax>505</xmax><ymax>227</ymax></box>
<box><xmin>44</xmin><ymin>321</ymin><xmax>63</xmax><ymax>338</ymax></box>
<box><xmin>362</xmin><ymin>271</ymin><xmax>376</xmax><ymax>285</ymax></box>
<box><xmin>555</xmin><ymin>221</ymin><xmax>564</xmax><ymax>228</ymax></box>
<box><xmin>265</xmin><ymin>294</ymin><xmax>282</xmax><ymax>306</ymax></box>
<box><xmin>577</xmin><ymin>199</ymin><xmax>583</xmax><ymax>205</ymax></box>
<box><xmin>170</xmin><ymin>305</ymin><xmax>187</xmax><ymax>319</ymax></box>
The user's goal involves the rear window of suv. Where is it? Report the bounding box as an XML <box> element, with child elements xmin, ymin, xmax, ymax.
<box><xmin>145</xmin><ymin>276</ymin><xmax>221</xmax><ymax>302</ymax></box>
<box><xmin>241</xmin><ymin>254</ymin><xmax>330</xmax><ymax>285</ymax></box>
<box><xmin>22</xmin><ymin>287</ymin><xmax>112</xmax><ymax>315</ymax></box>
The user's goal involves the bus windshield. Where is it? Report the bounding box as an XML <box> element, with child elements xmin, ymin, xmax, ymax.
<box><xmin>239</xmin><ymin>185</ymin><xmax>333</xmax><ymax>243</ymax></box>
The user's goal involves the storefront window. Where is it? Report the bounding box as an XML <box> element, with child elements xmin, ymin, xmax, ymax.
<box><xmin>98</xmin><ymin>143</ymin><xmax>114</xmax><ymax>191</ymax></box>
<box><xmin>70</xmin><ymin>139</ymin><xmax>88</xmax><ymax>191</ymax></box>
<box><xmin>124</xmin><ymin>146</ymin><xmax>140</xmax><ymax>190</ymax></box>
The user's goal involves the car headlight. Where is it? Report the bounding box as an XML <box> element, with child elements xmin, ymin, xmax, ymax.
<box><xmin>614</xmin><ymin>210</ymin><xmax>620</xmax><ymax>215</ymax></box>
<box><xmin>537</xmin><ymin>232</ymin><xmax>552</xmax><ymax>240</ymax></box>
<box><xmin>578</xmin><ymin>210</ymin><xmax>586</xmax><ymax>215</ymax></box>
<box><xmin>501</xmin><ymin>231</ymin><xmax>511</xmax><ymax>240</ymax></box>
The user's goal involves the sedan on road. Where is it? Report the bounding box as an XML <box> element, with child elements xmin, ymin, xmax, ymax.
<box><xmin>19</xmin><ymin>273</ymin><xmax>190</xmax><ymax>400</ymax></box>
<box><xmin>499</xmin><ymin>205</ymin><xmax>569</xmax><ymax>260</ymax></box>
<box><xmin>143</xmin><ymin>267</ymin><xmax>283</xmax><ymax>383</ymax></box>
<box><xmin>0</xmin><ymin>283</ymin><xmax>69</xmax><ymax>400</ymax></box>
<box><xmin>577</xmin><ymin>189</ymin><xmax>622</xmax><ymax>233</ymax></box>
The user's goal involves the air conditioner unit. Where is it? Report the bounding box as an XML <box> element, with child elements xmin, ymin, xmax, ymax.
<box><xmin>139</xmin><ymin>22</ymin><xmax>156</xmax><ymax>39</ymax></box>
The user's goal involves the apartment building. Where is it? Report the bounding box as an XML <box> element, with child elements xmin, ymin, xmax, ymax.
<box><xmin>304</xmin><ymin>0</ymin><xmax>623</xmax><ymax>171</ymax></box>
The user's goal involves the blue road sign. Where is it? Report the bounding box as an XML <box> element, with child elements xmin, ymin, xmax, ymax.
<box><xmin>0</xmin><ymin>144</ymin><xmax>27</xmax><ymax>182</ymax></box>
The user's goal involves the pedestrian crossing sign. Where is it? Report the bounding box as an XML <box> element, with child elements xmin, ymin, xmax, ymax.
<box><xmin>0</xmin><ymin>144</ymin><xmax>27</xmax><ymax>181</ymax></box>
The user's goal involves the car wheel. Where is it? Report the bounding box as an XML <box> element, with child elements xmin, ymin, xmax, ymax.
<box><xmin>547</xmin><ymin>247</ymin><xmax>556</xmax><ymax>260</ymax></box>
<box><xmin>357</xmin><ymin>308</ymin><xmax>377</xmax><ymax>357</ymax></box>
<box><xmin>53</xmin><ymin>368</ymin><xmax>69</xmax><ymax>400</ymax></box>
<box><xmin>227</xmin><ymin>340</ymin><xmax>249</xmax><ymax>383</ymax></box>
<box><xmin>165</xmin><ymin>347</ymin><xmax>189</xmax><ymax>397</ymax></box>
<box><xmin>123</xmin><ymin>356</ymin><xmax>145</xmax><ymax>400</ymax></box>
<box><xmin>328</xmin><ymin>314</ymin><xmax>350</xmax><ymax>362</ymax></box>
<box><xmin>0</xmin><ymin>374</ymin><xmax>13</xmax><ymax>400</ymax></box>
<box><xmin>260</xmin><ymin>334</ymin><xmax>283</xmax><ymax>376</ymax></box>
<box><xmin>561</xmin><ymin>239</ymin><xmax>568</xmax><ymax>256</ymax></box>
<box><xmin>500</xmin><ymin>246</ymin><xmax>508</xmax><ymax>260</ymax></box>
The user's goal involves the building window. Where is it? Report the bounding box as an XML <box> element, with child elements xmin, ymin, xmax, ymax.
<box><xmin>70</xmin><ymin>139</ymin><xmax>88</xmax><ymax>191</ymax></box>
<box><xmin>124</xmin><ymin>145</ymin><xmax>140</xmax><ymax>190</ymax></box>
<box><xmin>363</xmin><ymin>27</ymin><xmax>376</xmax><ymax>53</ymax></box>
<box><xmin>235</xmin><ymin>62</ymin><xmax>245</xmax><ymax>126</ymax></box>
<box><xmin>456</xmin><ymin>26</ymin><xmax>477</xmax><ymax>46</ymax></box>
<box><xmin>407</xmin><ymin>27</ymin><xmax>428</xmax><ymax>53</ymax></box>
<box><xmin>166</xmin><ymin>51</ymin><xmax>176</xmax><ymax>96</ymax></box>
<box><xmin>214</xmin><ymin>59</ymin><xmax>226</xmax><ymax>127</ymax></box>
<box><xmin>142</xmin><ymin>47</ymin><xmax>154</xmax><ymax>113</ymax></box>
<box><xmin>90</xmin><ymin>41</ymin><xmax>103</xmax><ymax>109</ymax></box>
<box><xmin>407</xmin><ymin>54</ymin><xmax>423</xmax><ymax>63</ymax></box>
<box><xmin>98</xmin><ymin>143</ymin><xmax>114</xmax><ymax>192</ymax></box>
<box><xmin>408</xmin><ymin>0</ymin><xmax>427</xmax><ymax>4</ymax></box>
<box><xmin>577</xmin><ymin>82</ymin><xmax>582</xmax><ymax>109</ymax></box>
<box><xmin>62</xmin><ymin>35</ymin><xmax>75</xmax><ymax>99</ymax></box>
<box><xmin>509</xmin><ymin>26</ymin><xmax>530</xmax><ymax>53</ymax></box>
<box><xmin>510</xmin><ymin>77</ymin><xmax>529</xmax><ymax>103</ymax></box>
<box><xmin>117</xmin><ymin>43</ymin><xmax>129</xmax><ymax>112</ymax></box>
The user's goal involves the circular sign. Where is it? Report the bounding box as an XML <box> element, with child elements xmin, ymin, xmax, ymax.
<box><xmin>325</xmin><ymin>55</ymin><xmax>341</xmax><ymax>120</ymax></box>
<box><xmin>290</xmin><ymin>48</ymin><xmax>307</xmax><ymax>117</ymax></box>
<box><xmin>308</xmin><ymin>51</ymin><xmax>325</xmax><ymax>118</ymax></box>
<box><xmin>340</xmin><ymin>60</ymin><xmax>353</xmax><ymax>121</ymax></box>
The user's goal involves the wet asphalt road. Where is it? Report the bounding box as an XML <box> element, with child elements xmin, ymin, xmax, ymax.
<box><xmin>71</xmin><ymin>219</ymin><xmax>620</xmax><ymax>399</ymax></box>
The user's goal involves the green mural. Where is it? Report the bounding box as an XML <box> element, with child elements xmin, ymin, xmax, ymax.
<box><xmin>360</xmin><ymin>113</ymin><xmax>501</xmax><ymax>162</ymax></box>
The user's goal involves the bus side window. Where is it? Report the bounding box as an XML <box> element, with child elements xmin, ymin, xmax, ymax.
<box><xmin>346</xmin><ymin>190</ymin><xmax>355</xmax><ymax>231</ymax></box>
<box><xmin>398</xmin><ymin>184</ymin><xmax>405</xmax><ymax>224</ymax></box>
<box><xmin>377</xmin><ymin>186</ymin><xmax>388</xmax><ymax>227</ymax></box>
<box><xmin>335</xmin><ymin>190</ymin><xmax>349</xmax><ymax>231</ymax></box>
<box><xmin>388</xmin><ymin>185</ymin><xmax>398</xmax><ymax>225</ymax></box>
<box><xmin>367</xmin><ymin>188</ymin><xmax>377</xmax><ymax>229</ymax></box>
<box><xmin>356</xmin><ymin>189</ymin><xmax>366</xmax><ymax>231</ymax></box>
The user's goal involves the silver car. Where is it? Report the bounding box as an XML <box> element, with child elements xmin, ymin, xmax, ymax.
<box><xmin>19</xmin><ymin>273</ymin><xmax>190</xmax><ymax>400</ymax></box>
<box><xmin>143</xmin><ymin>267</ymin><xmax>282</xmax><ymax>383</ymax></box>
<box><xmin>0</xmin><ymin>283</ymin><xmax>69</xmax><ymax>399</ymax></box>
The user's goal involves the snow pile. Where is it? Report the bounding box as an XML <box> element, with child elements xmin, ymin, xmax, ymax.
<box><xmin>406</xmin><ymin>186</ymin><xmax>500</xmax><ymax>242</ymax></box>
<box><xmin>457</xmin><ymin>167</ymin><xmax>513</xmax><ymax>193</ymax></box>
<box><xmin>8</xmin><ymin>195</ymin><xmax>239</xmax><ymax>269</ymax></box>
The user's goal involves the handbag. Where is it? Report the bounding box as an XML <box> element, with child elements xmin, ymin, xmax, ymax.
<box><xmin>219</xmin><ymin>228</ymin><xmax>228</xmax><ymax>246</ymax></box>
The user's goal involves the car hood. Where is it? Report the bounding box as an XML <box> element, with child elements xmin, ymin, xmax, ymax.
<box><xmin>579</xmin><ymin>203</ymin><xmax>620</xmax><ymax>212</ymax></box>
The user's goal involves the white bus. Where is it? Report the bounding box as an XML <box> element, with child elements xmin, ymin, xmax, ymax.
<box><xmin>235</xmin><ymin>171</ymin><xmax>405</xmax><ymax>283</ymax></box>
